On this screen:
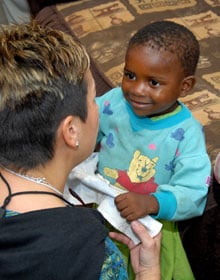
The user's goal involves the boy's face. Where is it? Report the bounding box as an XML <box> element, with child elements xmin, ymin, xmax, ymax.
<box><xmin>122</xmin><ymin>44</ymin><xmax>186</xmax><ymax>117</ymax></box>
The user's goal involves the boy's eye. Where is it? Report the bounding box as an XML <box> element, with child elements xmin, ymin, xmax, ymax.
<box><xmin>150</xmin><ymin>79</ymin><xmax>160</xmax><ymax>87</ymax></box>
<box><xmin>124</xmin><ymin>70</ymin><xmax>136</xmax><ymax>80</ymax></box>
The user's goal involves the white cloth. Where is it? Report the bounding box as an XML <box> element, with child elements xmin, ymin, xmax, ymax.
<box><xmin>64</xmin><ymin>153</ymin><xmax>162</xmax><ymax>245</ymax></box>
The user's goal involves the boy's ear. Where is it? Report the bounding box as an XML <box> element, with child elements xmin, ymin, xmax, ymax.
<box><xmin>180</xmin><ymin>76</ymin><xmax>196</xmax><ymax>97</ymax></box>
<box><xmin>62</xmin><ymin>116</ymin><xmax>80</xmax><ymax>149</ymax></box>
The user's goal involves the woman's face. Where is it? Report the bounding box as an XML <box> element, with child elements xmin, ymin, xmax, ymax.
<box><xmin>79</xmin><ymin>69</ymin><xmax>99</xmax><ymax>161</ymax></box>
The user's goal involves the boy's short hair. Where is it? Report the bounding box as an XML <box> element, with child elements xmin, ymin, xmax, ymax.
<box><xmin>128</xmin><ymin>20</ymin><xmax>200</xmax><ymax>76</ymax></box>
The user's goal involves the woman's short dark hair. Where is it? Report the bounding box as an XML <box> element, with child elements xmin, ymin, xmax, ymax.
<box><xmin>0</xmin><ymin>23</ymin><xmax>90</xmax><ymax>170</ymax></box>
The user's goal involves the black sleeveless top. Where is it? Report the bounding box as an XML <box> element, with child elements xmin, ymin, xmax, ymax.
<box><xmin>0</xmin><ymin>173</ymin><xmax>107</xmax><ymax>280</ymax></box>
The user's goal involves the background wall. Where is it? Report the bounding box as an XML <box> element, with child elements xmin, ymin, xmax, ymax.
<box><xmin>0</xmin><ymin>1</ymin><xmax>8</xmax><ymax>24</ymax></box>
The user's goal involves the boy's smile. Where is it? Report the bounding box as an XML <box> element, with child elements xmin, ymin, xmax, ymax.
<box><xmin>122</xmin><ymin>44</ymin><xmax>187</xmax><ymax>117</ymax></box>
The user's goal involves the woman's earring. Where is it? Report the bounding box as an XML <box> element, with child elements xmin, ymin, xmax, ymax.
<box><xmin>75</xmin><ymin>140</ymin><xmax>79</xmax><ymax>148</ymax></box>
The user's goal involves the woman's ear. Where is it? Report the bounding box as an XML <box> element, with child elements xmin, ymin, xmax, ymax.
<box><xmin>180</xmin><ymin>76</ymin><xmax>196</xmax><ymax>97</ymax></box>
<box><xmin>62</xmin><ymin>116</ymin><xmax>80</xmax><ymax>149</ymax></box>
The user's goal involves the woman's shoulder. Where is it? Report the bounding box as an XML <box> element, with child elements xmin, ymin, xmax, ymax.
<box><xmin>0</xmin><ymin>207</ymin><xmax>109</xmax><ymax>279</ymax></box>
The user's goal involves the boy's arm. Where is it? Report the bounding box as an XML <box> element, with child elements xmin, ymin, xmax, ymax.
<box><xmin>115</xmin><ymin>152</ymin><xmax>211</xmax><ymax>222</ymax></box>
<box><xmin>153</xmin><ymin>153</ymin><xmax>211</xmax><ymax>221</ymax></box>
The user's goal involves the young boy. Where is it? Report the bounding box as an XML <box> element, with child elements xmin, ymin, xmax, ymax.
<box><xmin>96</xmin><ymin>20</ymin><xmax>211</xmax><ymax>280</ymax></box>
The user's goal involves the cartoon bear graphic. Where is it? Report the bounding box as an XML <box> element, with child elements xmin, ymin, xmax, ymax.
<box><xmin>104</xmin><ymin>150</ymin><xmax>158</xmax><ymax>194</ymax></box>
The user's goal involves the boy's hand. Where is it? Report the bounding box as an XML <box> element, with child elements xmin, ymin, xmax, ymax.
<box><xmin>115</xmin><ymin>192</ymin><xmax>159</xmax><ymax>222</ymax></box>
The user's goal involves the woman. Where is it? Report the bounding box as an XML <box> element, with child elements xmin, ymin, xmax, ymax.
<box><xmin>0</xmin><ymin>22</ymin><xmax>161</xmax><ymax>280</ymax></box>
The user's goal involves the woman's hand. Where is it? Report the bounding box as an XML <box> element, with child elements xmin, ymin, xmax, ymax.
<box><xmin>109</xmin><ymin>220</ymin><xmax>161</xmax><ymax>280</ymax></box>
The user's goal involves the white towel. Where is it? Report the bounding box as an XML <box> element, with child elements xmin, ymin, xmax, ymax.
<box><xmin>64</xmin><ymin>153</ymin><xmax>162</xmax><ymax>244</ymax></box>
